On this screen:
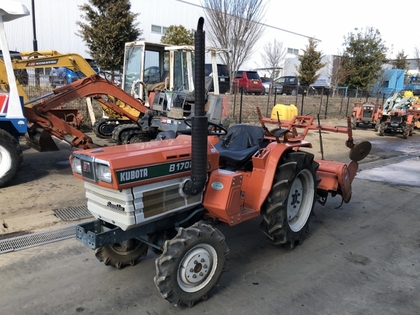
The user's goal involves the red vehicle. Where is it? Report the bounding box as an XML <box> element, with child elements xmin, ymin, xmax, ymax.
<box><xmin>233</xmin><ymin>70</ymin><xmax>264</xmax><ymax>95</ymax></box>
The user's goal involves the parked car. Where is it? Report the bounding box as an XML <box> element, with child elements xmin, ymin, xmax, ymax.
<box><xmin>0</xmin><ymin>50</ymin><xmax>29</xmax><ymax>86</ymax></box>
<box><xmin>273</xmin><ymin>75</ymin><xmax>304</xmax><ymax>95</ymax></box>
<box><xmin>261</xmin><ymin>77</ymin><xmax>272</xmax><ymax>94</ymax></box>
<box><xmin>233</xmin><ymin>70</ymin><xmax>264</xmax><ymax>95</ymax></box>
<box><xmin>205</xmin><ymin>63</ymin><xmax>230</xmax><ymax>94</ymax></box>
<box><xmin>49</xmin><ymin>58</ymin><xmax>99</xmax><ymax>87</ymax></box>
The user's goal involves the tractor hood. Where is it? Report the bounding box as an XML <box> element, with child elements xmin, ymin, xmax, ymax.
<box><xmin>70</xmin><ymin>135</ymin><xmax>220</xmax><ymax>190</ymax></box>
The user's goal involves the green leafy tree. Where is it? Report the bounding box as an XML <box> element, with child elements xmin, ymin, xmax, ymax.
<box><xmin>391</xmin><ymin>50</ymin><xmax>409</xmax><ymax>70</ymax></box>
<box><xmin>76</xmin><ymin>0</ymin><xmax>141</xmax><ymax>76</ymax></box>
<box><xmin>339</xmin><ymin>27</ymin><xmax>388</xmax><ymax>90</ymax></box>
<box><xmin>296</xmin><ymin>38</ymin><xmax>325</xmax><ymax>86</ymax></box>
<box><xmin>161</xmin><ymin>25</ymin><xmax>194</xmax><ymax>45</ymax></box>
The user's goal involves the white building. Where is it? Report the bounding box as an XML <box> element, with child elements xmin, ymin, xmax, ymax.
<box><xmin>5</xmin><ymin>0</ymin><xmax>312</xmax><ymax>71</ymax></box>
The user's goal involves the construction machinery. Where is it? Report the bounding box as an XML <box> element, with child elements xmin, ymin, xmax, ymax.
<box><xmin>111</xmin><ymin>41</ymin><xmax>229</xmax><ymax>144</ymax></box>
<box><xmin>6</xmin><ymin>50</ymin><xmax>148</xmax><ymax>138</ymax></box>
<box><xmin>377</xmin><ymin>91</ymin><xmax>418</xmax><ymax>138</ymax></box>
<box><xmin>0</xmin><ymin>1</ymin><xmax>29</xmax><ymax>187</ymax></box>
<box><xmin>0</xmin><ymin>32</ymin><xmax>227</xmax><ymax>187</ymax></box>
<box><xmin>72</xmin><ymin>18</ymin><xmax>371</xmax><ymax>307</ymax></box>
<box><xmin>351</xmin><ymin>101</ymin><xmax>382</xmax><ymax>130</ymax></box>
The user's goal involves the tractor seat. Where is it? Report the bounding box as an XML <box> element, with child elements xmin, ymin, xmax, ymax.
<box><xmin>214</xmin><ymin>124</ymin><xmax>265</xmax><ymax>167</ymax></box>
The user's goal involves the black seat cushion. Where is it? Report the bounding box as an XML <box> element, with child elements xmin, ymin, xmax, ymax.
<box><xmin>214</xmin><ymin>124</ymin><xmax>264</xmax><ymax>165</ymax></box>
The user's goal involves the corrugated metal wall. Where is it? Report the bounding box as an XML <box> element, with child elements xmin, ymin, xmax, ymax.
<box><xmin>4</xmin><ymin>0</ymin><xmax>202</xmax><ymax>58</ymax></box>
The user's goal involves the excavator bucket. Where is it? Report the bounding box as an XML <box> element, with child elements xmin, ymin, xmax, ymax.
<box><xmin>25</xmin><ymin>126</ymin><xmax>59</xmax><ymax>152</ymax></box>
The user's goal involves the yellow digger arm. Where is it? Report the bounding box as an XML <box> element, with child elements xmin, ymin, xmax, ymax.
<box><xmin>11</xmin><ymin>50</ymin><xmax>97</xmax><ymax>76</ymax></box>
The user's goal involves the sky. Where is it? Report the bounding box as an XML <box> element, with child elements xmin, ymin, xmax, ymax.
<box><xmin>190</xmin><ymin>0</ymin><xmax>420</xmax><ymax>59</ymax></box>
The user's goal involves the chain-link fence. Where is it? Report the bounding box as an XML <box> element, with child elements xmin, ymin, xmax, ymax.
<box><xmin>228</xmin><ymin>86</ymin><xmax>386</xmax><ymax>124</ymax></box>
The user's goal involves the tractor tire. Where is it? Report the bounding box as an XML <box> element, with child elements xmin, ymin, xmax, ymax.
<box><xmin>94</xmin><ymin>239</ymin><xmax>148</xmax><ymax>269</ymax></box>
<box><xmin>0</xmin><ymin>130</ymin><xmax>22</xmax><ymax>188</ymax></box>
<box><xmin>154</xmin><ymin>221</ymin><xmax>229</xmax><ymax>307</ymax></box>
<box><xmin>259</xmin><ymin>151</ymin><xmax>319</xmax><ymax>249</ymax></box>
<box><xmin>351</xmin><ymin>116</ymin><xmax>357</xmax><ymax>130</ymax></box>
<box><xmin>402</xmin><ymin>124</ymin><xmax>413</xmax><ymax>139</ymax></box>
<box><xmin>378</xmin><ymin>122</ymin><xmax>385</xmax><ymax>136</ymax></box>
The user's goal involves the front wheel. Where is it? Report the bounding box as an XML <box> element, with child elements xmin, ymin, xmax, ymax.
<box><xmin>154</xmin><ymin>221</ymin><xmax>229</xmax><ymax>307</ymax></box>
<box><xmin>260</xmin><ymin>151</ymin><xmax>319</xmax><ymax>249</ymax></box>
<box><xmin>94</xmin><ymin>239</ymin><xmax>148</xmax><ymax>269</ymax></box>
<box><xmin>378</xmin><ymin>122</ymin><xmax>385</xmax><ymax>136</ymax></box>
<box><xmin>0</xmin><ymin>130</ymin><xmax>22</xmax><ymax>188</ymax></box>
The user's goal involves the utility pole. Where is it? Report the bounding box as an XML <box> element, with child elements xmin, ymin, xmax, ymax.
<box><xmin>31</xmin><ymin>0</ymin><xmax>40</xmax><ymax>86</ymax></box>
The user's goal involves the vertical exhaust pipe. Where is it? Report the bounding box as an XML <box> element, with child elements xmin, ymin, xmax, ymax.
<box><xmin>183</xmin><ymin>17</ymin><xmax>208</xmax><ymax>196</ymax></box>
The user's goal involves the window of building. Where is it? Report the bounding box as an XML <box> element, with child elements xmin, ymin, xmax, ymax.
<box><xmin>151</xmin><ymin>25</ymin><xmax>162</xmax><ymax>33</ymax></box>
<box><xmin>151</xmin><ymin>25</ymin><xmax>168</xmax><ymax>34</ymax></box>
<box><xmin>287</xmin><ymin>48</ymin><xmax>299</xmax><ymax>55</ymax></box>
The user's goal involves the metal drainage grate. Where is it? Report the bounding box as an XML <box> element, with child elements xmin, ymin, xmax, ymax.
<box><xmin>53</xmin><ymin>205</ymin><xmax>93</xmax><ymax>221</ymax></box>
<box><xmin>0</xmin><ymin>225</ymin><xmax>76</xmax><ymax>254</ymax></box>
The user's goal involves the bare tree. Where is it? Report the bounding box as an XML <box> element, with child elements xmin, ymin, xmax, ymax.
<box><xmin>259</xmin><ymin>39</ymin><xmax>285</xmax><ymax>79</ymax></box>
<box><xmin>414</xmin><ymin>46</ymin><xmax>420</xmax><ymax>71</ymax></box>
<box><xmin>201</xmin><ymin>0</ymin><xmax>267</xmax><ymax>89</ymax></box>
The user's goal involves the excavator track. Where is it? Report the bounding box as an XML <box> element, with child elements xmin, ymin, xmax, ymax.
<box><xmin>92</xmin><ymin>118</ymin><xmax>131</xmax><ymax>139</ymax></box>
<box><xmin>112</xmin><ymin>124</ymin><xmax>158</xmax><ymax>144</ymax></box>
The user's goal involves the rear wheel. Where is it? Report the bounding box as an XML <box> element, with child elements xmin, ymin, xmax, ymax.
<box><xmin>260</xmin><ymin>151</ymin><xmax>319</xmax><ymax>249</ymax></box>
<box><xmin>0</xmin><ymin>130</ymin><xmax>22</xmax><ymax>188</ymax></box>
<box><xmin>95</xmin><ymin>239</ymin><xmax>148</xmax><ymax>269</ymax></box>
<box><xmin>154</xmin><ymin>221</ymin><xmax>229</xmax><ymax>307</ymax></box>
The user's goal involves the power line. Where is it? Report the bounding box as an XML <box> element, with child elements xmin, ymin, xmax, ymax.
<box><xmin>175</xmin><ymin>0</ymin><xmax>321</xmax><ymax>41</ymax></box>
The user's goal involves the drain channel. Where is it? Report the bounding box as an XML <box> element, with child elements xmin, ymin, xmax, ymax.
<box><xmin>53</xmin><ymin>205</ymin><xmax>93</xmax><ymax>221</ymax></box>
<box><xmin>0</xmin><ymin>225</ymin><xmax>77</xmax><ymax>254</ymax></box>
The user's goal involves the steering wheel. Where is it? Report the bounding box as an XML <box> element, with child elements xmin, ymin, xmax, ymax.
<box><xmin>184</xmin><ymin>118</ymin><xmax>228</xmax><ymax>136</ymax></box>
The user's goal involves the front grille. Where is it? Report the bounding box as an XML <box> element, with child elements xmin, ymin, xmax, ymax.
<box><xmin>142</xmin><ymin>184</ymin><xmax>201</xmax><ymax>218</ymax></box>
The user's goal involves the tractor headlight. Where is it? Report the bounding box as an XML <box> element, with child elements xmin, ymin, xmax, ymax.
<box><xmin>96</xmin><ymin>163</ymin><xmax>112</xmax><ymax>183</ymax></box>
<box><xmin>71</xmin><ymin>157</ymin><xmax>82</xmax><ymax>174</ymax></box>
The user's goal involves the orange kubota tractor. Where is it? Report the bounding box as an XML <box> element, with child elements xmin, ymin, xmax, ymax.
<box><xmin>71</xmin><ymin>18</ymin><xmax>372</xmax><ymax>307</ymax></box>
<box><xmin>351</xmin><ymin>101</ymin><xmax>382</xmax><ymax>130</ymax></box>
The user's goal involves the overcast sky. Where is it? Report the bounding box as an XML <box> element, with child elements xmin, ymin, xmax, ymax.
<box><xmin>190</xmin><ymin>0</ymin><xmax>420</xmax><ymax>59</ymax></box>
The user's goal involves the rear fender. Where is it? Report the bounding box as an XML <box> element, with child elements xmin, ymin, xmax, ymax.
<box><xmin>243</xmin><ymin>141</ymin><xmax>312</xmax><ymax>210</ymax></box>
